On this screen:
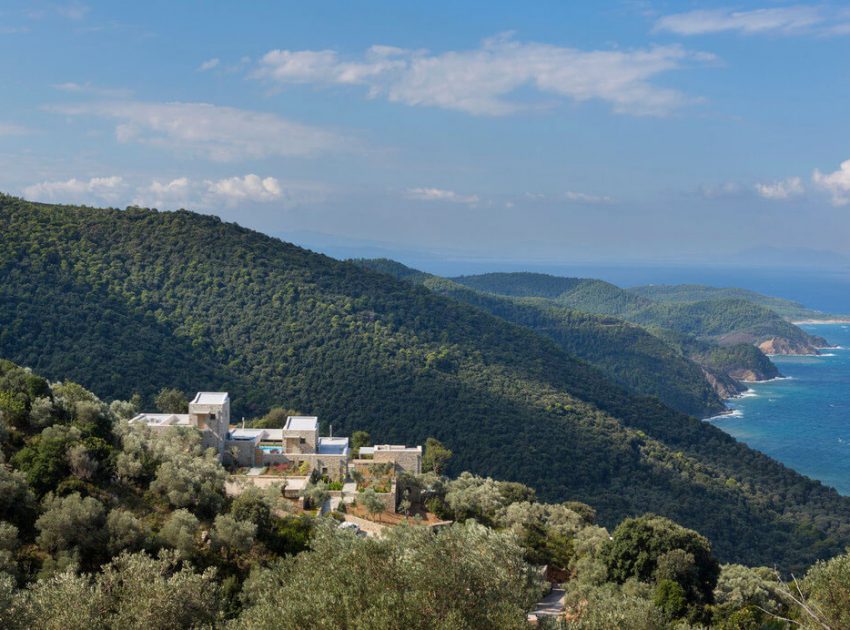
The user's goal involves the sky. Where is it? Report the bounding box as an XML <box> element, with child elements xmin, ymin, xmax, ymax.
<box><xmin>2</xmin><ymin>0</ymin><xmax>850</xmax><ymax>267</ymax></box>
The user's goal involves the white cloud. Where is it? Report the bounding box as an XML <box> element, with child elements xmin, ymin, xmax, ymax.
<box><xmin>524</xmin><ymin>191</ymin><xmax>613</xmax><ymax>204</ymax></box>
<box><xmin>253</xmin><ymin>34</ymin><xmax>712</xmax><ymax>116</ymax></box>
<box><xmin>50</xmin><ymin>100</ymin><xmax>344</xmax><ymax>161</ymax></box>
<box><xmin>699</xmin><ymin>181</ymin><xmax>747</xmax><ymax>199</ymax></box>
<box><xmin>27</xmin><ymin>2</ymin><xmax>90</xmax><ymax>21</ymax></box>
<box><xmin>813</xmin><ymin>159</ymin><xmax>850</xmax><ymax>206</ymax></box>
<box><xmin>405</xmin><ymin>187</ymin><xmax>480</xmax><ymax>205</ymax></box>
<box><xmin>131</xmin><ymin>174</ymin><xmax>324</xmax><ymax>210</ymax></box>
<box><xmin>56</xmin><ymin>2</ymin><xmax>90</xmax><ymax>21</ymax></box>
<box><xmin>51</xmin><ymin>82</ymin><xmax>133</xmax><ymax>97</ymax></box>
<box><xmin>563</xmin><ymin>191</ymin><xmax>614</xmax><ymax>204</ymax></box>
<box><xmin>655</xmin><ymin>6</ymin><xmax>837</xmax><ymax>36</ymax></box>
<box><xmin>755</xmin><ymin>176</ymin><xmax>804</xmax><ymax>200</ymax></box>
<box><xmin>23</xmin><ymin>176</ymin><xmax>124</xmax><ymax>203</ymax></box>
<box><xmin>0</xmin><ymin>123</ymin><xmax>31</xmax><ymax>136</ymax></box>
<box><xmin>132</xmin><ymin>177</ymin><xmax>193</xmax><ymax>208</ymax></box>
<box><xmin>199</xmin><ymin>58</ymin><xmax>220</xmax><ymax>71</ymax></box>
<box><xmin>205</xmin><ymin>174</ymin><xmax>282</xmax><ymax>202</ymax></box>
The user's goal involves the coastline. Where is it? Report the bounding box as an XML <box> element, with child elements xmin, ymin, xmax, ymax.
<box><xmin>792</xmin><ymin>318</ymin><xmax>850</xmax><ymax>325</ymax></box>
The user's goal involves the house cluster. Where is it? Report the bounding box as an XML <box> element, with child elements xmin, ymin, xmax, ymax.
<box><xmin>130</xmin><ymin>392</ymin><xmax>422</xmax><ymax>483</ymax></box>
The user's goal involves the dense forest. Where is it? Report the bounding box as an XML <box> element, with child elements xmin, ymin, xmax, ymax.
<box><xmin>3</xmin><ymin>197</ymin><xmax>850</xmax><ymax>572</ymax></box>
<box><xmin>452</xmin><ymin>272</ymin><xmax>828</xmax><ymax>353</ymax></box>
<box><xmin>354</xmin><ymin>258</ymin><xmax>730</xmax><ymax>417</ymax></box>
<box><xmin>630</xmin><ymin>284</ymin><xmax>847</xmax><ymax>322</ymax></box>
<box><xmin>0</xmin><ymin>360</ymin><xmax>849</xmax><ymax>628</ymax></box>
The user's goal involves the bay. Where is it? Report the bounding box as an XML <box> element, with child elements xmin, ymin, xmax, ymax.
<box><xmin>709</xmin><ymin>323</ymin><xmax>850</xmax><ymax>495</ymax></box>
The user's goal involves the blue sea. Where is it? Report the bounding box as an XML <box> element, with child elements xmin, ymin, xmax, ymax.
<box><xmin>708</xmin><ymin>323</ymin><xmax>850</xmax><ymax>495</ymax></box>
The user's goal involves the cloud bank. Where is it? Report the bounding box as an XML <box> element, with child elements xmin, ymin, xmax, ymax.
<box><xmin>655</xmin><ymin>6</ymin><xmax>850</xmax><ymax>37</ymax></box>
<box><xmin>253</xmin><ymin>34</ymin><xmax>713</xmax><ymax>116</ymax></box>
<box><xmin>50</xmin><ymin>100</ymin><xmax>344</xmax><ymax>161</ymax></box>
<box><xmin>813</xmin><ymin>159</ymin><xmax>850</xmax><ymax>206</ymax></box>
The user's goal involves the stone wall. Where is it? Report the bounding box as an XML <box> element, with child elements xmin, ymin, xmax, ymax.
<box><xmin>372</xmin><ymin>448</ymin><xmax>422</xmax><ymax>474</ymax></box>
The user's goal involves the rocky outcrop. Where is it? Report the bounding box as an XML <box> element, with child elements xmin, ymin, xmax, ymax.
<box><xmin>758</xmin><ymin>337</ymin><xmax>819</xmax><ymax>356</ymax></box>
<box><xmin>728</xmin><ymin>368</ymin><xmax>770</xmax><ymax>383</ymax></box>
<box><xmin>701</xmin><ymin>368</ymin><xmax>745</xmax><ymax>399</ymax></box>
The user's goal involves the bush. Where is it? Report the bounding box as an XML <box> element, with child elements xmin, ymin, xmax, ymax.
<box><xmin>602</xmin><ymin>514</ymin><xmax>719</xmax><ymax>605</ymax></box>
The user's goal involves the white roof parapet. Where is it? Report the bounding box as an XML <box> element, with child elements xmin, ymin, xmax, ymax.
<box><xmin>373</xmin><ymin>444</ymin><xmax>422</xmax><ymax>452</ymax></box>
<box><xmin>192</xmin><ymin>392</ymin><xmax>229</xmax><ymax>405</ymax></box>
<box><xmin>130</xmin><ymin>412</ymin><xmax>192</xmax><ymax>427</ymax></box>
<box><xmin>285</xmin><ymin>416</ymin><xmax>319</xmax><ymax>431</ymax></box>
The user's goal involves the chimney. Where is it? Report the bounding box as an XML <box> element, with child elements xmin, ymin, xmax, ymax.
<box><xmin>242</xmin><ymin>417</ymin><xmax>245</xmax><ymax>429</ymax></box>
<box><xmin>329</xmin><ymin>424</ymin><xmax>333</xmax><ymax>438</ymax></box>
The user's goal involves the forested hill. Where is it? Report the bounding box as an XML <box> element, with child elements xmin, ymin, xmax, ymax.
<box><xmin>630</xmin><ymin>283</ymin><xmax>849</xmax><ymax>322</ymax></box>
<box><xmin>455</xmin><ymin>271</ymin><xmax>650</xmax><ymax>316</ymax></box>
<box><xmin>354</xmin><ymin>258</ymin><xmax>730</xmax><ymax>417</ymax></box>
<box><xmin>4</xmin><ymin>195</ymin><xmax>850</xmax><ymax>570</ymax></box>
<box><xmin>452</xmin><ymin>272</ymin><xmax>827</xmax><ymax>354</ymax></box>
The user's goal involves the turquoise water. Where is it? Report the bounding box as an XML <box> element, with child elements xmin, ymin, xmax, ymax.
<box><xmin>708</xmin><ymin>323</ymin><xmax>850</xmax><ymax>495</ymax></box>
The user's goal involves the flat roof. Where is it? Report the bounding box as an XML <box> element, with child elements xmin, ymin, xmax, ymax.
<box><xmin>227</xmin><ymin>428</ymin><xmax>285</xmax><ymax>442</ymax></box>
<box><xmin>130</xmin><ymin>413</ymin><xmax>192</xmax><ymax>427</ymax></box>
<box><xmin>285</xmin><ymin>416</ymin><xmax>318</xmax><ymax>431</ymax></box>
<box><xmin>192</xmin><ymin>392</ymin><xmax>229</xmax><ymax>405</ymax></box>
<box><xmin>374</xmin><ymin>444</ymin><xmax>422</xmax><ymax>452</ymax></box>
<box><xmin>228</xmin><ymin>428</ymin><xmax>264</xmax><ymax>441</ymax></box>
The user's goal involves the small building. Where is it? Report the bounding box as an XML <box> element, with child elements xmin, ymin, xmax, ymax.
<box><xmin>357</xmin><ymin>444</ymin><xmax>423</xmax><ymax>474</ymax></box>
<box><xmin>131</xmin><ymin>391</ymin><xmax>231</xmax><ymax>456</ymax></box>
<box><xmin>132</xmin><ymin>392</ymin><xmax>422</xmax><ymax>490</ymax></box>
<box><xmin>223</xmin><ymin>416</ymin><xmax>351</xmax><ymax>480</ymax></box>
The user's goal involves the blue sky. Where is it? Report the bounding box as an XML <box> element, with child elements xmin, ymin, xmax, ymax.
<box><xmin>2</xmin><ymin>0</ymin><xmax>850</xmax><ymax>265</ymax></box>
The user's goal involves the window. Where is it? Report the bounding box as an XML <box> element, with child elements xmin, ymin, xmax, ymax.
<box><xmin>299</xmin><ymin>437</ymin><xmax>306</xmax><ymax>444</ymax></box>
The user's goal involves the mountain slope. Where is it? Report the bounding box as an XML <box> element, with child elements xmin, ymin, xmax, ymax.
<box><xmin>355</xmin><ymin>258</ymin><xmax>730</xmax><ymax>417</ymax></box>
<box><xmin>2</xmin><ymin>196</ymin><xmax>850</xmax><ymax>570</ymax></box>
<box><xmin>630</xmin><ymin>284</ymin><xmax>849</xmax><ymax>322</ymax></box>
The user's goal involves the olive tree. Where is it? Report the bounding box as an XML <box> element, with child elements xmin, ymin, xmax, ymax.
<box><xmin>150</xmin><ymin>450</ymin><xmax>226</xmax><ymax>516</ymax></box>
<box><xmin>236</xmin><ymin>520</ymin><xmax>543</xmax><ymax>629</ymax></box>
<box><xmin>0</xmin><ymin>466</ymin><xmax>37</xmax><ymax>530</ymax></box>
<box><xmin>106</xmin><ymin>509</ymin><xmax>149</xmax><ymax>556</ymax></box>
<box><xmin>211</xmin><ymin>514</ymin><xmax>256</xmax><ymax>557</ymax></box>
<box><xmin>359</xmin><ymin>488</ymin><xmax>385</xmax><ymax>522</ymax></box>
<box><xmin>0</xmin><ymin>521</ymin><xmax>20</xmax><ymax>577</ymax></box>
<box><xmin>35</xmin><ymin>493</ymin><xmax>106</xmax><ymax>570</ymax></box>
<box><xmin>158</xmin><ymin>509</ymin><xmax>199</xmax><ymax>560</ymax></box>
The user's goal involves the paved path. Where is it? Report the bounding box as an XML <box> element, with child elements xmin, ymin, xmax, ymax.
<box><xmin>343</xmin><ymin>514</ymin><xmax>387</xmax><ymax>538</ymax></box>
<box><xmin>528</xmin><ymin>587</ymin><xmax>565</xmax><ymax>622</ymax></box>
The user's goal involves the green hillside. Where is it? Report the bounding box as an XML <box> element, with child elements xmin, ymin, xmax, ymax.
<box><xmin>3</xmin><ymin>196</ymin><xmax>850</xmax><ymax>570</ymax></box>
<box><xmin>3</xmin><ymin>358</ymin><xmax>849</xmax><ymax>629</ymax></box>
<box><xmin>453</xmin><ymin>272</ymin><xmax>827</xmax><ymax>353</ymax></box>
<box><xmin>630</xmin><ymin>284</ymin><xmax>848</xmax><ymax>322</ymax></box>
<box><xmin>455</xmin><ymin>272</ymin><xmax>650</xmax><ymax>316</ymax></box>
<box><xmin>356</xmin><ymin>259</ymin><xmax>729</xmax><ymax>417</ymax></box>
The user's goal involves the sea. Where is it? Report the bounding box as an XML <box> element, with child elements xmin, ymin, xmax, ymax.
<box><xmin>707</xmin><ymin>322</ymin><xmax>850</xmax><ymax>495</ymax></box>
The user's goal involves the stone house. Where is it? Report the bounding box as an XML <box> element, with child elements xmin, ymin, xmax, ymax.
<box><xmin>131</xmin><ymin>392</ymin><xmax>422</xmax><ymax>484</ymax></box>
